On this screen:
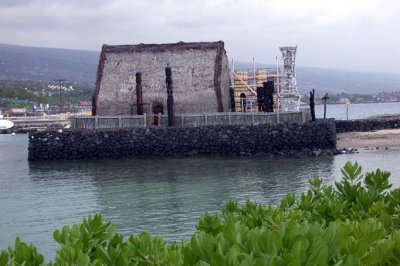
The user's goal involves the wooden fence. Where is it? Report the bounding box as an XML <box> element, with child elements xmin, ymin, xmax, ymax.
<box><xmin>72</xmin><ymin>110</ymin><xmax>311</xmax><ymax>130</ymax></box>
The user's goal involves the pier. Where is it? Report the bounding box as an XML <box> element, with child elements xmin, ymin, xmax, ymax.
<box><xmin>1</xmin><ymin>115</ymin><xmax>70</xmax><ymax>133</ymax></box>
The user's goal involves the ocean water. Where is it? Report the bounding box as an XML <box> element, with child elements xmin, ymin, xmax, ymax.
<box><xmin>315</xmin><ymin>101</ymin><xmax>400</xmax><ymax>120</ymax></box>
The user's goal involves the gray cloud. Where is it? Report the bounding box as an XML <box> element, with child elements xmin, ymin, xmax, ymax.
<box><xmin>0</xmin><ymin>0</ymin><xmax>399</xmax><ymax>74</ymax></box>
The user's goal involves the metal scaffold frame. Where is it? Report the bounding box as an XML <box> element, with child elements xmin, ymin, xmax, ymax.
<box><xmin>231</xmin><ymin>56</ymin><xmax>282</xmax><ymax>113</ymax></box>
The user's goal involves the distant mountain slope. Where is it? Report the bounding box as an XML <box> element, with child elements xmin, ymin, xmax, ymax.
<box><xmin>0</xmin><ymin>44</ymin><xmax>99</xmax><ymax>84</ymax></box>
<box><xmin>1</xmin><ymin>44</ymin><xmax>400</xmax><ymax>93</ymax></box>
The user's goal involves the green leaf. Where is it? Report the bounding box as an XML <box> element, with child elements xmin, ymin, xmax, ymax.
<box><xmin>77</xmin><ymin>253</ymin><xmax>90</xmax><ymax>266</ymax></box>
<box><xmin>306</xmin><ymin>239</ymin><xmax>328</xmax><ymax>265</ymax></box>
<box><xmin>341</xmin><ymin>161</ymin><xmax>363</xmax><ymax>184</ymax></box>
<box><xmin>0</xmin><ymin>251</ymin><xmax>9</xmax><ymax>266</ymax></box>
<box><xmin>365</xmin><ymin>169</ymin><xmax>392</xmax><ymax>193</ymax></box>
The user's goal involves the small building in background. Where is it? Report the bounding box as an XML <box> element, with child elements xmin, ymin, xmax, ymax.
<box><xmin>10</xmin><ymin>108</ymin><xmax>27</xmax><ymax>116</ymax></box>
<box><xmin>77</xmin><ymin>101</ymin><xmax>92</xmax><ymax>116</ymax></box>
<box><xmin>93</xmin><ymin>41</ymin><xmax>231</xmax><ymax>116</ymax></box>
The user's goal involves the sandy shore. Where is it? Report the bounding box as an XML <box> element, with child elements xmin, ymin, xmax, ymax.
<box><xmin>337</xmin><ymin>129</ymin><xmax>400</xmax><ymax>149</ymax></box>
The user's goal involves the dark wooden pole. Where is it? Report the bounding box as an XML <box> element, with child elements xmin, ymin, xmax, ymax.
<box><xmin>322</xmin><ymin>93</ymin><xmax>329</xmax><ymax>119</ymax></box>
<box><xmin>267</xmin><ymin>81</ymin><xmax>274</xmax><ymax>112</ymax></box>
<box><xmin>310</xmin><ymin>89</ymin><xmax>315</xmax><ymax>121</ymax></box>
<box><xmin>166</xmin><ymin>64</ymin><xmax>174</xmax><ymax>126</ymax></box>
<box><xmin>136</xmin><ymin>72</ymin><xmax>143</xmax><ymax>115</ymax></box>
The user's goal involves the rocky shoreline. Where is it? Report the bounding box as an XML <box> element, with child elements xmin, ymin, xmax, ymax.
<box><xmin>336</xmin><ymin>114</ymin><xmax>400</xmax><ymax>152</ymax></box>
<box><xmin>337</xmin><ymin>129</ymin><xmax>400</xmax><ymax>150</ymax></box>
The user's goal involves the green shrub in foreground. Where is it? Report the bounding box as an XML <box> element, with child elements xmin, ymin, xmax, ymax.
<box><xmin>1</xmin><ymin>161</ymin><xmax>400</xmax><ymax>265</ymax></box>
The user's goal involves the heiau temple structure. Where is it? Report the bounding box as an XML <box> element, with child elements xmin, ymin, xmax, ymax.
<box><xmin>93</xmin><ymin>41</ymin><xmax>231</xmax><ymax>116</ymax></box>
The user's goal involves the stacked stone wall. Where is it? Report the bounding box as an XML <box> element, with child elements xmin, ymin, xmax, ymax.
<box><xmin>335</xmin><ymin>119</ymin><xmax>400</xmax><ymax>133</ymax></box>
<box><xmin>28</xmin><ymin>120</ymin><xmax>336</xmax><ymax>161</ymax></box>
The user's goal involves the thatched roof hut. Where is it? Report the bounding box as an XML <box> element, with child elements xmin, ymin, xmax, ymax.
<box><xmin>93</xmin><ymin>41</ymin><xmax>230</xmax><ymax>116</ymax></box>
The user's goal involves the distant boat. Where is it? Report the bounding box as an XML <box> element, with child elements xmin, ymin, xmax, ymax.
<box><xmin>0</xmin><ymin>115</ymin><xmax>14</xmax><ymax>130</ymax></box>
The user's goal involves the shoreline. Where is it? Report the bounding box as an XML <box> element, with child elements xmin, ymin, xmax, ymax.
<box><xmin>337</xmin><ymin>128</ymin><xmax>400</xmax><ymax>150</ymax></box>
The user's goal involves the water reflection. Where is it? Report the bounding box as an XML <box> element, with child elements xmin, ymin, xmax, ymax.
<box><xmin>28</xmin><ymin>156</ymin><xmax>336</xmax><ymax>244</ymax></box>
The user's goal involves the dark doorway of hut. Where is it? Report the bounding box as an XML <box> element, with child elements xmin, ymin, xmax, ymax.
<box><xmin>152</xmin><ymin>105</ymin><xmax>164</xmax><ymax>125</ymax></box>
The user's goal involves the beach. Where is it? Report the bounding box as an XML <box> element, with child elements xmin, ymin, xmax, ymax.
<box><xmin>337</xmin><ymin>129</ymin><xmax>400</xmax><ymax>149</ymax></box>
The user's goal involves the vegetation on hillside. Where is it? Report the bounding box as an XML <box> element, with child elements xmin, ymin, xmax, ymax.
<box><xmin>0</xmin><ymin>87</ymin><xmax>50</xmax><ymax>104</ymax></box>
<box><xmin>1</xmin><ymin>162</ymin><xmax>400</xmax><ymax>265</ymax></box>
<box><xmin>302</xmin><ymin>91</ymin><xmax>400</xmax><ymax>105</ymax></box>
<box><xmin>0</xmin><ymin>83</ymin><xmax>93</xmax><ymax>109</ymax></box>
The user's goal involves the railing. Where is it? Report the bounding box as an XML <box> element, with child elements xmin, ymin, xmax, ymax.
<box><xmin>72</xmin><ymin>110</ymin><xmax>311</xmax><ymax>130</ymax></box>
<box><xmin>4</xmin><ymin>114</ymin><xmax>71</xmax><ymax>122</ymax></box>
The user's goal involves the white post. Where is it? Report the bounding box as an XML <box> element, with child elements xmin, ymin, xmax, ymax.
<box><xmin>204</xmin><ymin>113</ymin><xmax>208</xmax><ymax>126</ymax></box>
<box><xmin>277</xmin><ymin>112</ymin><xmax>280</xmax><ymax>123</ymax></box>
<box><xmin>251</xmin><ymin>112</ymin><xmax>255</xmax><ymax>125</ymax></box>
<box><xmin>143</xmin><ymin>113</ymin><xmax>147</xmax><ymax>127</ymax></box>
<box><xmin>95</xmin><ymin>116</ymin><xmax>98</xmax><ymax>129</ymax></box>
<box><xmin>181</xmin><ymin>114</ymin><xmax>184</xmax><ymax>126</ymax></box>
<box><xmin>158</xmin><ymin>113</ymin><xmax>162</xmax><ymax>126</ymax></box>
<box><xmin>276</xmin><ymin>55</ymin><xmax>280</xmax><ymax>111</ymax></box>
<box><xmin>253</xmin><ymin>57</ymin><xmax>256</xmax><ymax>87</ymax></box>
<box><xmin>228</xmin><ymin>112</ymin><xmax>231</xmax><ymax>125</ymax></box>
<box><xmin>232</xmin><ymin>58</ymin><xmax>235</xmax><ymax>93</ymax></box>
<box><xmin>118</xmin><ymin>116</ymin><xmax>122</xmax><ymax>128</ymax></box>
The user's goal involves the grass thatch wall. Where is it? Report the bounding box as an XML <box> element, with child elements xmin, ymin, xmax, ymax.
<box><xmin>93</xmin><ymin>41</ymin><xmax>230</xmax><ymax>116</ymax></box>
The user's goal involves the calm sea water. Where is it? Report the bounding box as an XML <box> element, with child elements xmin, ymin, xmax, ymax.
<box><xmin>1</xmin><ymin>102</ymin><xmax>400</xmax><ymax>258</ymax></box>
<box><xmin>315</xmin><ymin>101</ymin><xmax>400</xmax><ymax>120</ymax></box>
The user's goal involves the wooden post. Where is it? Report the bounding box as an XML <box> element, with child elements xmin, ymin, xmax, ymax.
<box><xmin>309</xmin><ymin>89</ymin><xmax>315</xmax><ymax>121</ymax></box>
<box><xmin>136</xmin><ymin>72</ymin><xmax>144</xmax><ymax>115</ymax></box>
<box><xmin>322</xmin><ymin>93</ymin><xmax>329</xmax><ymax>119</ymax></box>
<box><xmin>165</xmin><ymin>64</ymin><xmax>175</xmax><ymax>126</ymax></box>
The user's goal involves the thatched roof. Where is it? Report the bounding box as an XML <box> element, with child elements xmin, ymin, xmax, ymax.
<box><xmin>99</xmin><ymin>41</ymin><xmax>224</xmax><ymax>53</ymax></box>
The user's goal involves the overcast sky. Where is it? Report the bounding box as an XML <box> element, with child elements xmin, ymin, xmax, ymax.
<box><xmin>0</xmin><ymin>0</ymin><xmax>399</xmax><ymax>73</ymax></box>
